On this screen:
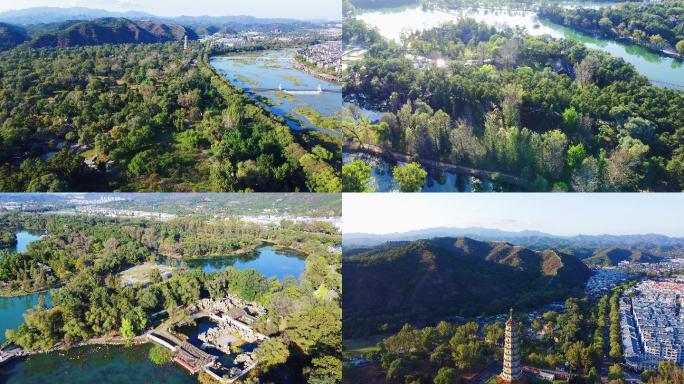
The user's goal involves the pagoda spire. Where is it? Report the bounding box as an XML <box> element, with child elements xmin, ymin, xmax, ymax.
<box><xmin>497</xmin><ymin>308</ymin><xmax>525</xmax><ymax>384</ymax></box>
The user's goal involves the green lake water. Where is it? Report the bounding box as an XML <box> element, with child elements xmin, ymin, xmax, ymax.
<box><xmin>0</xmin><ymin>292</ymin><xmax>51</xmax><ymax>344</ymax></box>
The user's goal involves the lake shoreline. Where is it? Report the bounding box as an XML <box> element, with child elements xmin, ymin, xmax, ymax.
<box><xmin>208</xmin><ymin>48</ymin><xmax>343</xmax><ymax>136</ymax></box>
<box><xmin>535</xmin><ymin>14</ymin><xmax>684</xmax><ymax>62</ymax></box>
<box><xmin>0</xmin><ymin>241</ymin><xmax>309</xmax><ymax>298</ymax></box>
<box><xmin>344</xmin><ymin>142</ymin><xmax>529</xmax><ymax>190</ymax></box>
<box><xmin>292</xmin><ymin>58</ymin><xmax>342</xmax><ymax>83</ymax></box>
<box><xmin>0</xmin><ymin>287</ymin><xmax>54</xmax><ymax>299</ymax></box>
<box><xmin>162</xmin><ymin>240</ymin><xmax>309</xmax><ymax>261</ymax></box>
<box><xmin>7</xmin><ymin>335</ymin><xmax>149</xmax><ymax>358</ymax></box>
<box><xmin>356</xmin><ymin>3</ymin><xmax>684</xmax><ymax>90</ymax></box>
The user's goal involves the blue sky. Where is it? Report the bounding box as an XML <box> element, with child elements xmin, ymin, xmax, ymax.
<box><xmin>0</xmin><ymin>0</ymin><xmax>341</xmax><ymax>20</ymax></box>
<box><xmin>343</xmin><ymin>194</ymin><xmax>684</xmax><ymax>237</ymax></box>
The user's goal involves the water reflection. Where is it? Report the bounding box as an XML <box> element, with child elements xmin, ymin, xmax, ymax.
<box><xmin>159</xmin><ymin>245</ymin><xmax>306</xmax><ymax>281</ymax></box>
<box><xmin>357</xmin><ymin>4</ymin><xmax>684</xmax><ymax>89</ymax></box>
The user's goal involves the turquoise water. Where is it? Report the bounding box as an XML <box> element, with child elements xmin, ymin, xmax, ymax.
<box><xmin>210</xmin><ymin>49</ymin><xmax>342</xmax><ymax>135</ymax></box>
<box><xmin>0</xmin><ymin>344</ymin><xmax>195</xmax><ymax>384</ymax></box>
<box><xmin>0</xmin><ymin>231</ymin><xmax>48</xmax><ymax>344</ymax></box>
<box><xmin>14</xmin><ymin>231</ymin><xmax>42</xmax><ymax>253</ymax></box>
<box><xmin>357</xmin><ymin>4</ymin><xmax>684</xmax><ymax>89</ymax></box>
<box><xmin>0</xmin><ymin>292</ymin><xmax>51</xmax><ymax>344</ymax></box>
<box><xmin>0</xmin><ymin>244</ymin><xmax>302</xmax><ymax>382</ymax></box>
<box><xmin>183</xmin><ymin>246</ymin><xmax>306</xmax><ymax>281</ymax></box>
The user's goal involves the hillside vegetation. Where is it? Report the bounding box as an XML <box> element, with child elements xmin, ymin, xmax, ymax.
<box><xmin>0</xmin><ymin>22</ymin><xmax>29</xmax><ymax>51</ymax></box>
<box><xmin>0</xmin><ymin>42</ymin><xmax>340</xmax><ymax>191</ymax></box>
<box><xmin>342</xmin><ymin>237</ymin><xmax>592</xmax><ymax>337</ymax></box>
<box><xmin>583</xmin><ymin>247</ymin><xmax>663</xmax><ymax>266</ymax></box>
<box><xmin>28</xmin><ymin>18</ymin><xmax>197</xmax><ymax>49</ymax></box>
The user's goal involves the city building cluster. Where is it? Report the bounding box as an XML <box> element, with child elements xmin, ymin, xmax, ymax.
<box><xmin>199</xmin><ymin>26</ymin><xmax>341</xmax><ymax>50</ymax></box>
<box><xmin>238</xmin><ymin>214</ymin><xmax>341</xmax><ymax>229</ymax></box>
<box><xmin>622</xmin><ymin>279</ymin><xmax>684</xmax><ymax>370</ymax></box>
<box><xmin>297</xmin><ymin>40</ymin><xmax>342</xmax><ymax>74</ymax></box>
<box><xmin>618</xmin><ymin>259</ymin><xmax>684</xmax><ymax>275</ymax></box>
<box><xmin>74</xmin><ymin>206</ymin><xmax>177</xmax><ymax>221</ymax></box>
<box><xmin>585</xmin><ymin>268</ymin><xmax>632</xmax><ymax>299</ymax></box>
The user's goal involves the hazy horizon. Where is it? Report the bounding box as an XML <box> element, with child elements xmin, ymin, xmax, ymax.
<box><xmin>344</xmin><ymin>226</ymin><xmax>684</xmax><ymax>239</ymax></box>
<box><xmin>343</xmin><ymin>194</ymin><xmax>684</xmax><ymax>237</ymax></box>
<box><xmin>0</xmin><ymin>0</ymin><xmax>341</xmax><ymax>21</ymax></box>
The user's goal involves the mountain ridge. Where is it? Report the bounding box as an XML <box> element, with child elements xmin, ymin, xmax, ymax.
<box><xmin>21</xmin><ymin>18</ymin><xmax>198</xmax><ymax>49</ymax></box>
<box><xmin>0</xmin><ymin>22</ymin><xmax>28</xmax><ymax>51</ymax></box>
<box><xmin>0</xmin><ymin>7</ymin><xmax>329</xmax><ymax>25</ymax></box>
<box><xmin>345</xmin><ymin>227</ymin><xmax>684</xmax><ymax>245</ymax></box>
<box><xmin>344</xmin><ymin>227</ymin><xmax>684</xmax><ymax>261</ymax></box>
<box><xmin>343</xmin><ymin>236</ymin><xmax>592</xmax><ymax>337</ymax></box>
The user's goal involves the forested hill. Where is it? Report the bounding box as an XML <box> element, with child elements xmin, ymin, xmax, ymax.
<box><xmin>583</xmin><ymin>247</ymin><xmax>663</xmax><ymax>267</ymax></box>
<box><xmin>0</xmin><ymin>22</ymin><xmax>29</xmax><ymax>51</ymax></box>
<box><xmin>344</xmin><ymin>228</ymin><xmax>684</xmax><ymax>262</ymax></box>
<box><xmin>28</xmin><ymin>18</ymin><xmax>197</xmax><ymax>49</ymax></box>
<box><xmin>342</xmin><ymin>237</ymin><xmax>592</xmax><ymax>337</ymax></box>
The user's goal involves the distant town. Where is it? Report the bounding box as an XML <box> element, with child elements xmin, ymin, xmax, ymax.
<box><xmin>200</xmin><ymin>25</ymin><xmax>342</xmax><ymax>82</ymax></box>
<box><xmin>622</xmin><ymin>279</ymin><xmax>684</xmax><ymax>371</ymax></box>
<box><xmin>200</xmin><ymin>24</ymin><xmax>340</xmax><ymax>49</ymax></box>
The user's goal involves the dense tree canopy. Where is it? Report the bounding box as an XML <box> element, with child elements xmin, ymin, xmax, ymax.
<box><xmin>343</xmin><ymin>18</ymin><xmax>684</xmax><ymax>191</ymax></box>
<box><xmin>2</xmin><ymin>211</ymin><xmax>341</xmax><ymax>382</ymax></box>
<box><xmin>0</xmin><ymin>42</ymin><xmax>341</xmax><ymax>192</ymax></box>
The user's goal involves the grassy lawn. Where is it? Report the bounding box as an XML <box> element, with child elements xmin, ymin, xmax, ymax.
<box><xmin>343</xmin><ymin>334</ymin><xmax>388</xmax><ymax>356</ymax></box>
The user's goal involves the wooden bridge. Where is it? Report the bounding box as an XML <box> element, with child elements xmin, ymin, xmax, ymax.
<box><xmin>147</xmin><ymin>329</ymin><xmax>217</xmax><ymax>374</ymax></box>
